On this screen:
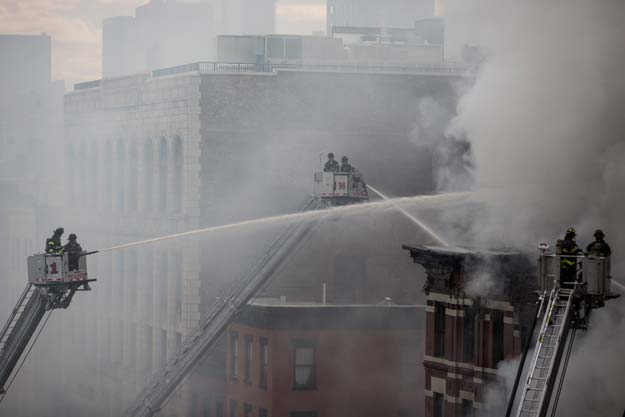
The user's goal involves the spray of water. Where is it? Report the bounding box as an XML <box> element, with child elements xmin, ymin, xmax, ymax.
<box><xmin>612</xmin><ymin>279</ymin><xmax>625</xmax><ymax>292</ymax></box>
<box><xmin>100</xmin><ymin>192</ymin><xmax>467</xmax><ymax>252</ymax></box>
<box><xmin>366</xmin><ymin>184</ymin><xmax>449</xmax><ymax>247</ymax></box>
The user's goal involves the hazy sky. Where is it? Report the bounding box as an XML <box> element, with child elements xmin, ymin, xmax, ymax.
<box><xmin>0</xmin><ymin>0</ymin><xmax>326</xmax><ymax>87</ymax></box>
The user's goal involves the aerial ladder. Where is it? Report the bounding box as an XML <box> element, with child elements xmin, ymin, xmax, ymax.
<box><xmin>0</xmin><ymin>251</ymin><xmax>96</xmax><ymax>401</ymax></box>
<box><xmin>508</xmin><ymin>246</ymin><xmax>618</xmax><ymax>417</ymax></box>
<box><xmin>122</xmin><ymin>169</ymin><xmax>368</xmax><ymax>417</ymax></box>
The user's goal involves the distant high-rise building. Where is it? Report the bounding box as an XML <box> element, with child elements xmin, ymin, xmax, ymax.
<box><xmin>103</xmin><ymin>0</ymin><xmax>214</xmax><ymax>78</ymax></box>
<box><xmin>103</xmin><ymin>0</ymin><xmax>276</xmax><ymax>78</ymax></box>
<box><xmin>326</xmin><ymin>0</ymin><xmax>436</xmax><ymax>33</ymax></box>
<box><xmin>0</xmin><ymin>34</ymin><xmax>51</xmax><ymax>102</ymax></box>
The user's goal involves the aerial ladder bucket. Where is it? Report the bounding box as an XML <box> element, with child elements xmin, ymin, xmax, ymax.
<box><xmin>0</xmin><ymin>251</ymin><xmax>96</xmax><ymax>400</ymax></box>
<box><xmin>509</xmin><ymin>249</ymin><xmax>618</xmax><ymax>417</ymax></box>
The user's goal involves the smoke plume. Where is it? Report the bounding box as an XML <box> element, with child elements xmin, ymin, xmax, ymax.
<box><xmin>445</xmin><ymin>0</ymin><xmax>625</xmax><ymax>414</ymax></box>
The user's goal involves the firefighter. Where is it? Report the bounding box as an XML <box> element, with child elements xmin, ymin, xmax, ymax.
<box><xmin>340</xmin><ymin>156</ymin><xmax>354</xmax><ymax>172</ymax></box>
<box><xmin>558</xmin><ymin>227</ymin><xmax>583</xmax><ymax>287</ymax></box>
<box><xmin>586</xmin><ymin>229</ymin><xmax>612</xmax><ymax>257</ymax></box>
<box><xmin>45</xmin><ymin>227</ymin><xmax>64</xmax><ymax>254</ymax></box>
<box><xmin>323</xmin><ymin>153</ymin><xmax>340</xmax><ymax>172</ymax></box>
<box><xmin>64</xmin><ymin>233</ymin><xmax>83</xmax><ymax>271</ymax></box>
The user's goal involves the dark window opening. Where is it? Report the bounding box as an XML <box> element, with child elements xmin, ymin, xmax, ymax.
<box><xmin>433</xmin><ymin>393</ymin><xmax>444</xmax><ymax>417</ymax></box>
<box><xmin>230</xmin><ymin>400</ymin><xmax>238</xmax><ymax>417</ymax></box>
<box><xmin>244</xmin><ymin>403</ymin><xmax>252</xmax><ymax>417</ymax></box>
<box><xmin>289</xmin><ymin>413</ymin><xmax>318</xmax><ymax>417</ymax></box>
<box><xmin>333</xmin><ymin>255</ymin><xmax>366</xmax><ymax>303</ymax></box>
<box><xmin>231</xmin><ymin>332</ymin><xmax>239</xmax><ymax>379</ymax></box>
<box><xmin>493</xmin><ymin>310</ymin><xmax>504</xmax><ymax>365</ymax></box>
<box><xmin>463</xmin><ymin>305</ymin><xmax>476</xmax><ymax>363</ymax></box>
<box><xmin>434</xmin><ymin>302</ymin><xmax>446</xmax><ymax>358</ymax></box>
<box><xmin>245</xmin><ymin>335</ymin><xmax>253</xmax><ymax>383</ymax></box>
<box><xmin>259</xmin><ymin>337</ymin><xmax>268</xmax><ymax>389</ymax></box>
<box><xmin>216</xmin><ymin>399</ymin><xmax>224</xmax><ymax>417</ymax></box>
<box><xmin>462</xmin><ymin>399</ymin><xmax>474</xmax><ymax>417</ymax></box>
<box><xmin>293</xmin><ymin>340</ymin><xmax>316</xmax><ymax>390</ymax></box>
<box><xmin>259</xmin><ymin>408</ymin><xmax>268</xmax><ymax>417</ymax></box>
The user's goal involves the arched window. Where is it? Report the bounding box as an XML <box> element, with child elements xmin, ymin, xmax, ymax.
<box><xmin>67</xmin><ymin>143</ymin><xmax>75</xmax><ymax>201</ymax></box>
<box><xmin>143</xmin><ymin>139</ymin><xmax>154</xmax><ymax>212</ymax></box>
<box><xmin>173</xmin><ymin>136</ymin><xmax>183</xmax><ymax>213</ymax></box>
<box><xmin>79</xmin><ymin>142</ymin><xmax>88</xmax><ymax>204</ymax></box>
<box><xmin>90</xmin><ymin>143</ymin><xmax>99</xmax><ymax>208</ymax></box>
<box><xmin>116</xmin><ymin>140</ymin><xmax>126</xmax><ymax>212</ymax></box>
<box><xmin>158</xmin><ymin>138</ymin><xmax>168</xmax><ymax>213</ymax></box>
<box><xmin>104</xmin><ymin>142</ymin><xmax>113</xmax><ymax>210</ymax></box>
<box><xmin>128</xmin><ymin>142</ymin><xmax>138</xmax><ymax>211</ymax></box>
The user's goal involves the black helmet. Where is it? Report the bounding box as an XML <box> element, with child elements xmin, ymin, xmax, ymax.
<box><xmin>54</xmin><ymin>227</ymin><xmax>64</xmax><ymax>235</ymax></box>
<box><xmin>594</xmin><ymin>229</ymin><xmax>605</xmax><ymax>239</ymax></box>
<box><xmin>327</xmin><ymin>152</ymin><xmax>334</xmax><ymax>159</ymax></box>
<box><xmin>341</xmin><ymin>156</ymin><xmax>348</xmax><ymax>161</ymax></box>
<box><xmin>68</xmin><ymin>233</ymin><xmax>77</xmax><ymax>241</ymax></box>
<box><xmin>565</xmin><ymin>227</ymin><xmax>576</xmax><ymax>237</ymax></box>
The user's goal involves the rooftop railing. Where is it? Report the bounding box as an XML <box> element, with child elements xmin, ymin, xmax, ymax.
<box><xmin>152</xmin><ymin>62</ymin><xmax>274</xmax><ymax>77</ymax></box>
<box><xmin>73</xmin><ymin>61</ymin><xmax>470</xmax><ymax>90</ymax></box>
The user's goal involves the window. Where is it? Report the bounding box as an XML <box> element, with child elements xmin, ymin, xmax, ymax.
<box><xmin>173</xmin><ymin>136</ymin><xmax>183</xmax><ymax>213</ymax></box>
<box><xmin>259</xmin><ymin>337</ymin><xmax>268</xmax><ymax>389</ymax></box>
<box><xmin>285</xmin><ymin>38</ymin><xmax>303</xmax><ymax>59</ymax></box>
<box><xmin>433</xmin><ymin>393</ymin><xmax>444</xmax><ymax>417</ymax></box>
<box><xmin>158</xmin><ymin>138</ymin><xmax>168</xmax><ymax>212</ymax></box>
<box><xmin>259</xmin><ymin>409</ymin><xmax>268</xmax><ymax>417</ymax></box>
<box><xmin>463</xmin><ymin>305</ymin><xmax>476</xmax><ymax>363</ymax></box>
<box><xmin>333</xmin><ymin>255</ymin><xmax>366</xmax><ymax>303</ymax></box>
<box><xmin>244</xmin><ymin>403</ymin><xmax>252</xmax><ymax>417</ymax></box>
<box><xmin>160</xmin><ymin>329</ymin><xmax>167</xmax><ymax>368</ymax></box>
<box><xmin>267</xmin><ymin>37</ymin><xmax>284</xmax><ymax>59</ymax></box>
<box><xmin>462</xmin><ymin>399</ymin><xmax>474</xmax><ymax>417</ymax></box>
<box><xmin>230</xmin><ymin>400</ymin><xmax>238</xmax><ymax>417</ymax></box>
<box><xmin>293</xmin><ymin>340</ymin><xmax>316</xmax><ymax>390</ymax></box>
<box><xmin>245</xmin><ymin>335</ymin><xmax>253</xmax><ymax>383</ymax></box>
<box><xmin>492</xmin><ymin>310</ymin><xmax>504</xmax><ymax>365</ymax></box>
<box><xmin>216</xmin><ymin>399</ymin><xmax>224</xmax><ymax>417</ymax></box>
<box><xmin>289</xmin><ymin>412</ymin><xmax>317</xmax><ymax>417</ymax></box>
<box><xmin>434</xmin><ymin>303</ymin><xmax>446</xmax><ymax>358</ymax></box>
<box><xmin>143</xmin><ymin>139</ymin><xmax>153</xmax><ymax>211</ymax></box>
<box><xmin>231</xmin><ymin>332</ymin><xmax>239</xmax><ymax>379</ymax></box>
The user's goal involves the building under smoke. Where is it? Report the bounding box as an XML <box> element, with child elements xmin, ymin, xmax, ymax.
<box><xmin>326</xmin><ymin>0</ymin><xmax>436</xmax><ymax>34</ymax></box>
<box><xmin>0</xmin><ymin>33</ymin><xmax>64</xmax><ymax>330</ymax></box>
<box><xmin>103</xmin><ymin>0</ymin><xmax>276</xmax><ymax>79</ymax></box>
<box><xmin>403</xmin><ymin>245</ymin><xmax>536</xmax><ymax>416</ymax></box>
<box><xmin>7</xmin><ymin>61</ymin><xmax>461</xmax><ymax>416</ymax></box>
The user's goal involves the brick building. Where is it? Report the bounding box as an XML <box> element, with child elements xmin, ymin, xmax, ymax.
<box><xmin>221</xmin><ymin>303</ymin><xmax>425</xmax><ymax>417</ymax></box>
<box><xmin>403</xmin><ymin>245</ymin><xmax>535</xmax><ymax>417</ymax></box>
<box><xmin>36</xmin><ymin>62</ymin><xmax>464</xmax><ymax>416</ymax></box>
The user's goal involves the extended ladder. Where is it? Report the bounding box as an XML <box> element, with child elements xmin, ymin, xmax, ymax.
<box><xmin>515</xmin><ymin>288</ymin><xmax>575</xmax><ymax>417</ymax></box>
<box><xmin>123</xmin><ymin>197</ymin><xmax>326</xmax><ymax>417</ymax></box>
<box><xmin>0</xmin><ymin>284</ymin><xmax>47</xmax><ymax>396</ymax></box>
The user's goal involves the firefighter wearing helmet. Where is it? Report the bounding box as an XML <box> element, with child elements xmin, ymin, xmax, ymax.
<box><xmin>558</xmin><ymin>227</ymin><xmax>583</xmax><ymax>287</ymax></box>
<box><xmin>324</xmin><ymin>153</ymin><xmax>340</xmax><ymax>172</ymax></box>
<box><xmin>45</xmin><ymin>227</ymin><xmax>64</xmax><ymax>254</ymax></box>
<box><xmin>586</xmin><ymin>229</ymin><xmax>612</xmax><ymax>257</ymax></box>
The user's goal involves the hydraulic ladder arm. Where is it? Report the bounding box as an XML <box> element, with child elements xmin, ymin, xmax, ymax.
<box><xmin>514</xmin><ymin>287</ymin><xmax>575</xmax><ymax>417</ymax></box>
<box><xmin>0</xmin><ymin>284</ymin><xmax>47</xmax><ymax>397</ymax></box>
<box><xmin>123</xmin><ymin>197</ymin><xmax>326</xmax><ymax>417</ymax></box>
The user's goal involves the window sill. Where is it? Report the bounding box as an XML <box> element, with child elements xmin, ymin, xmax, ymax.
<box><xmin>292</xmin><ymin>385</ymin><xmax>317</xmax><ymax>391</ymax></box>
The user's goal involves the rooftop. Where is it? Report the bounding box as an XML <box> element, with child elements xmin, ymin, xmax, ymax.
<box><xmin>73</xmin><ymin>60</ymin><xmax>471</xmax><ymax>91</ymax></box>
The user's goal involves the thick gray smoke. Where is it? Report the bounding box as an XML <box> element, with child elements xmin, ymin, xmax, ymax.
<box><xmin>444</xmin><ymin>0</ymin><xmax>625</xmax><ymax>415</ymax></box>
<box><xmin>446</xmin><ymin>0</ymin><xmax>625</xmax><ymax>256</ymax></box>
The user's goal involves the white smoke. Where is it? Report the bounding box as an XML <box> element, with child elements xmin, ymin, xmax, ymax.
<box><xmin>444</xmin><ymin>0</ymin><xmax>625</xmax><ymax>415</ymax></box>
<box><xmin>445</xmin><ymin>0</ymin><xmax>625</xmax><ymax>253</ymax></box>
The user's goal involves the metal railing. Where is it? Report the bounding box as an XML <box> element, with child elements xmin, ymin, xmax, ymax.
<box><xmin>73</xmin><ymin>60</ymin><xmax>470</xmax><ymax>91</ymax></box>
<box><xmin>152</xmin><ymin>62</ymin><xmax>274</xmax><ymax>77</ymax></box>
<box><xmin>73</xmin><ymin>79</ymin><xmax>101</xmax><ymax>91</ymax></box>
